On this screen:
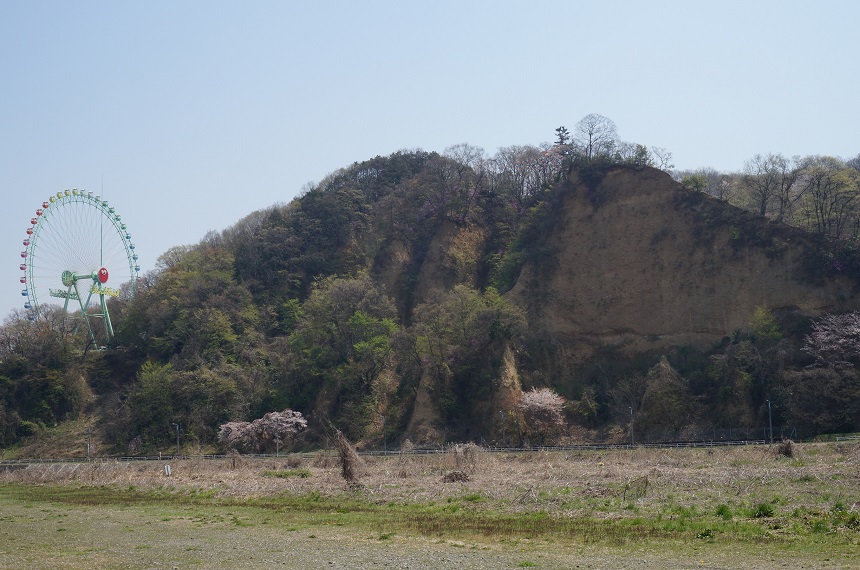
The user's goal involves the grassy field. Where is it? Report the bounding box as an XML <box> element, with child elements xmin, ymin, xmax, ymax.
<box><xmin>1</xmin><ymin>442</ymin><xmax>858</xmax><ymax>569</ymax></box>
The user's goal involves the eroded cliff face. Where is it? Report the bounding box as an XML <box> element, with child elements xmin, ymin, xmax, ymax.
<box><xmin>510</xmin><ymin>167</ymin><xmax>859</xmax><ymax>362</ymax></box>
<box><xmin>372</xmin><ymin>220</ymin><xmax>486</xmax><ymax>319</ymax></box>
<box><xmin>373</xmin><ymin>166</ymin><xmax>859</xmax><ymax>442</ymax></box>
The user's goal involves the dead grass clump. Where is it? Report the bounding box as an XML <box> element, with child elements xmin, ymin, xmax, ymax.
<box><xmin>283</xmin><ymin>454</ymin><xmax>303</xmax><ymax>469</ymax></box>
<box><xmin>835</xmin><ymin>442</ymin><xmax>860</xmax><ymax>463</ymax></box>
<box><xmin>334</xmin><ymin>429</ymin><xmax>362</xmax><ymax>485</ymax></box>
<box><xmin>227</xmin><ymin>449</ymin><xmax>245</xmax><ymax>470</ymax></box>
<box><xmin>312</xmin><ymin>450</ymin><xmax>337</xmax><ymax>468</ymax></box>
<box><xmin>449</xmin><ymin>443</ymin><xmax>481</xmax><ymax>474</ymax></box>
<box><xmin>776</xmin><ymin>439</ymin><xmax>795</xmax><ymax>458</ymax></box>
<box><xmin>515</xmin><ymin>487</ymin><xmax>539</xmax><ymax>504</ymax></box>
<box><xmin>623</xmin><ymin>475</ymin><xmax>649</xmax><ymax>500</ymax></box>
<box><xmin>442</xmin><ymin>470</ymin><xmax>470</xmax><ymax>483</ymax></box>
<box><xmin>582</xmin><ymin>483</ymin><xmax>613</xmax><ymax>498</ymax></box>
<box><xmin>394</xmin><ymin>439</ymin><xmax>417</xmax><ymax>478</ymax></box>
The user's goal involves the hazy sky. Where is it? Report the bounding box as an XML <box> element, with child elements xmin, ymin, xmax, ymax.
<box><xmin>2</xmin><ymin>0</ymin><xmax>858</xmax><ymax>319</ymax></box>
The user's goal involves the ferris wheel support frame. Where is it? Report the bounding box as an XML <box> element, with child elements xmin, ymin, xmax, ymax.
<box><xmin>56</xmin><ymin>269</ymin><xmax>115</xmax><ymax>343</ymax></box>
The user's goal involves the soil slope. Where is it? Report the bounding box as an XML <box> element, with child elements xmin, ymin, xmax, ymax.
<box><xmin>510</xmin><ymin>167</ymin><xmax>859</xmax><ymax>361</ymax></box>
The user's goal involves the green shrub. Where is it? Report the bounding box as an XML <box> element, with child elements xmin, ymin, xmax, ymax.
<box><xmin>16</xmin><ymin>420</ymin><xmax>42</xmax><ymax>437</ymax></box>
<box><xmin>750</xmin><ymin>502</ymin><xmax>775</xmax><ymax>518</ymax></box>
<box><xmin>715</xmin><ymin>504</ymin><xmax>733</xmax><ymax>520</ymax></box>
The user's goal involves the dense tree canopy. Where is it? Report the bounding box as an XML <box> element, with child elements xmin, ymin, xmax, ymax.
<box><xmin>2</xmin><ymin>115</ymin><xmax>859</xmax><ymax>453</ymax></box>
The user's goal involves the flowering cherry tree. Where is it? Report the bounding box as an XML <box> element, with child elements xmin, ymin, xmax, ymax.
<box><xmin>218</xmin><ymin>409</ymin><xmax>307</xmax><ymax>453</ymax></box>
<box><xmin>518</xmin><ymin>387</ymin><xmax>566</xmax><ymax>445</ymax></box>
<box><xmin>802</xmin><ymin>312</ymin><xmax>860</xmax><ymax>369</ymax></box>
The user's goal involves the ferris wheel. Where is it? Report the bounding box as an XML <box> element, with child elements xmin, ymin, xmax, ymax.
<box><xmin>19</xmin><ymin>189</ymin><xmax>140</xmax><ymax>343</ymax></box>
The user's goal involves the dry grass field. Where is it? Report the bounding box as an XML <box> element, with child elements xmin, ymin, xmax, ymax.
<box><xmin>1</xmin><ymin>442</ymin><xmax>858</xmax><ymax>569</ymax></box>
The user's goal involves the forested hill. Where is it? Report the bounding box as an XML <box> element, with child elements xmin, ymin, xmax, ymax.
<box><xmin>3</xmin><ymin>127</ymin><xmax>860</xmax><ymax>455</ymax></box>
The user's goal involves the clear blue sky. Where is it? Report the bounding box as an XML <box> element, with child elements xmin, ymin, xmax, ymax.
<box><xmin>2</xmin><ymin>0</ymin><xmax>858</xmax><ymax>319</ymax></box>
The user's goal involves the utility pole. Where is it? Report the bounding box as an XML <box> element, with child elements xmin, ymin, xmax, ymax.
<box><xmin>173</xmin><ymin>423</ymin><xmax>180</xmax><ymax>458</ymax></box>
<box><xmin>380</xmin><ymin>414</ymin><xmax>386</xmax><ymax>454</ymax></box>
<box><xmin>499</xmin><ymin>410</ymin><xmax>506</xmax><ymax>447</ymax></box>
<box><xmin>767</xmin><ymin>399</ymin><xmax>773</xmax><ymax>444</ymax></box>
<box><xmin>87</xmin><ymin>424</ymin><xmax>92</xmax><ymax>461</ymax></box>
<box><xmin>629</xmin><ymin>407</ymin><xmax>634</xmax><ymax>445</ymax></box>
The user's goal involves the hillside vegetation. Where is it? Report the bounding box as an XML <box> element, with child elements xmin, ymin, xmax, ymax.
<box><xmin>2</xmin><ymin>115</ymin><xmax>860</xmax><ymax>455</ymax></box>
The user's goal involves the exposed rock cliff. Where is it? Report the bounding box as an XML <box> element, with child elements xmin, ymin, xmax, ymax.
<box><xmin>510</xmin><ymin>167</ymin><xmax>858</xmax><ymax>362</ymax></box>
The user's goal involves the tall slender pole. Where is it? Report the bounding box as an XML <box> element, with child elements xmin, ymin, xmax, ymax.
<box><xmin>629</xmin><ymin>407</ymin><xmax>634</xmax><ymax>445</ymax></box>
<box><xmin>499</xmin><ymin>410</ymin><xmax>506</xmax><ymax>447</ymax></box>
<box><xmin>275</xmin><ymin>416</ymin><xmax>280</xmax><ymax>457</ymax></box>
<box><xmin>173</xmin><ymin>423</ymin><xmax>180</xmax><ymax>458</ymax></box>
<box><xmin>87</xmin><ymin>424</ymin><xmax>92</xmax><ymax>461</ymax></box>
<box><xmin>767</xmin><ymin>399</ymin><xmax>773</xmax><ymax>444</ymax></box>
<box><xmin>381</xmin><ymin>414</ymin><xmax>386</xmax><ymax>454</ymax></box>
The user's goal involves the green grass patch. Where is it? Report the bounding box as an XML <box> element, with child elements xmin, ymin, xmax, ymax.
<box><xmin>0</xmin><ymin>483</ymin><xmax>754</xmax><ymax>545</ymax></box>
<box><xmin>715</xmin><ymin>504</ymin><xmax>733</xmax><ymax>520</ymax></box>
<box><xmin>748</xmin><ymin>502</ymin><xmax>775</xmax><ymax>519</ymax></box>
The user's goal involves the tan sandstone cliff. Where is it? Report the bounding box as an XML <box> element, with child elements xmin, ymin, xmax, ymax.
<box><xmin>510</xmin><ymin>167</ymin><xmax>859</xmax><ymax>362</ymax></box>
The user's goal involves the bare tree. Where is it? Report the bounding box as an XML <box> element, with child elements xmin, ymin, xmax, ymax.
<box><xmin>772</xmin><ymin>155</ymin><xmax>804</xmax><ymax>222</ymax></box>
<box><xmin>615</xmin><ymin>142</ymin><xmax>652</xmax><ymax>166</ymax></box>
<box><xmin>650</xmin><ymin>146</ymin><xmax>675</xmax><ymax>171</ymax></box>
<box><xmin>418</xmin><ymin>148</ymin><xmax>491</xmax><ymax>223</ymax></box>
<box><xmin>610</xmin><ymin>373</ymin><xmax>647</xmax><ymax>424</ymax></box>
<box><xmin>491</xmin><ymin>145</ymin><xmax>541</xmax><ymax>208</ymax></box>
<box><xmin>742</xmin><ymin>153</ymin><xmax>803</xmax><ymax>220</ymax></box>
<box><xmin>797</xmin><ymin>156</ymin><xmax>860</xmax><ymax>238</ymax></box>
<box><xmin>490</xmin><ymin>144</ymin><xmax>564</xmax><ymax>209</ymax></box>
<box><xmin>678</xmin><ymin>167</ymin><xmax>736</xmax><ymax>202</ymax></box>
<box><xmin>574</xmin><ymin>113</ymin><xmax>619</xmax><ymax>161</ymax></box>
<box><xmin>743</xmin><ymin>154</ymin><xmax>777</xmax><ymax>217</ymax></box>
<box><xmin>442</xmin><ymin>143</ymin><xmax>489</xmax><ymax>221</ymax></box>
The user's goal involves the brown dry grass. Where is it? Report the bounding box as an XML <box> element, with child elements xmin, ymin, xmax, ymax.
<box><xmin>2</xmin><ymin>442</ymin><xmax>859</xmax><ymax>569</ymax></box>
<box><xmin>3</xmin><ymin>441</ymin><xmax>858</xmax><ymax>516</ymax></box>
